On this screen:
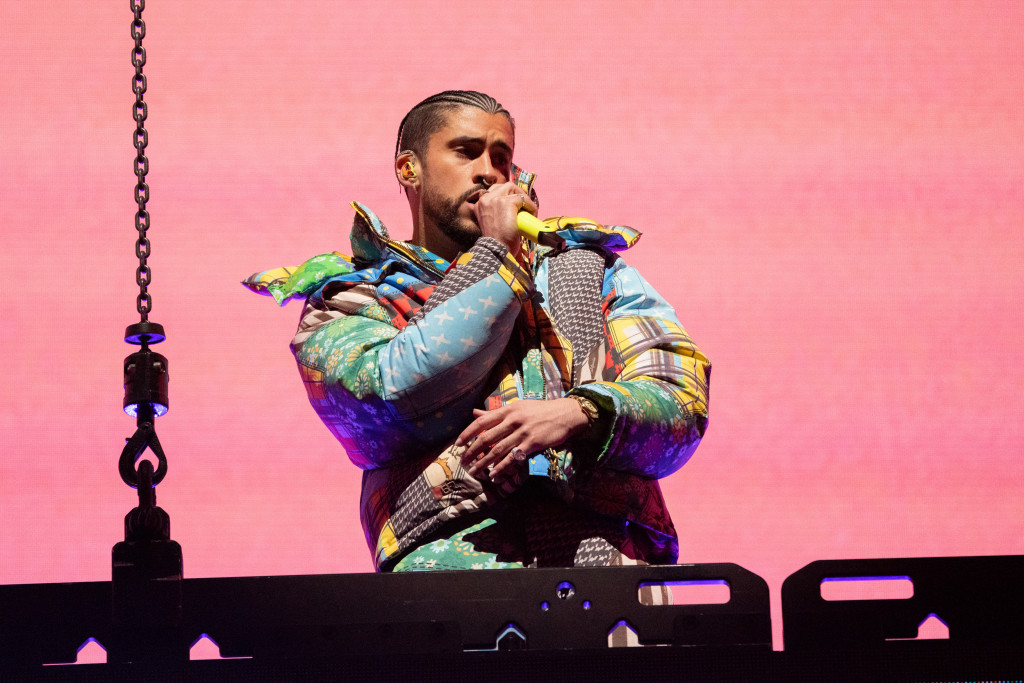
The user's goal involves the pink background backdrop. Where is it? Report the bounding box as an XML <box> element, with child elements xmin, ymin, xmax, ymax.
<box><xmin>2</xmin><ymin>1</ymin><xmax>1022</xmax><ymax>650</ymax></box>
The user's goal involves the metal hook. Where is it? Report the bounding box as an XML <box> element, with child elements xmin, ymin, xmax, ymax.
<box><xmin>119</xmin><ymin>406</ymin><xmax>168</xmax><ymax>488</ymax></box>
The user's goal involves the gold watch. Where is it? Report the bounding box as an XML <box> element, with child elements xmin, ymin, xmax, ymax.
<box><xmin>569</xmin><ymin>394</ymin><xmax>600</xmax><ymax>427</ymax></box>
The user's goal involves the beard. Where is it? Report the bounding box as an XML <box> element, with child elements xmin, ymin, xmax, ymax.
<box><xmin>422</xmin><ymin>183</ymin><xmax>488</xmax><ymax>252</ymax></box>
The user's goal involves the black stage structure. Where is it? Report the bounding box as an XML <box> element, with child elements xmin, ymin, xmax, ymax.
<box><xmin>1</xmin><ymin>556</ymin><xmax>1023</xmax><ymax>681</ymax></box>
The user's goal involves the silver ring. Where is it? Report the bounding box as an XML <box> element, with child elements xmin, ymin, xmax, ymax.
<box><xmin>510</xmin><ymin>447</ymin><xmax>527</xmax><ymax>462</ymax></box>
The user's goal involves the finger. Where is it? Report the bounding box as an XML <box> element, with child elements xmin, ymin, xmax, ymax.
<box><xmin>459</xmin><ymin>433</ymin><xmax>489</xmax><ymax>467</ymax></box>
<box><xmin>507</xmin><ymin>189</ymin><xmax>537</xmax><ymax>215</ymax></box>
<box><xmin>481</xmin><ymin>184</ymin><xmax>532</xmax><ymax>210</ymax></box>
<box><xmin>476</xmin><ymin>184</ymin><xmax>520</xmax><ymax>206</ymax></box>
<box><xmin>487</xmin><ymin>442</ymin><xmax>531</xmax><ymax>481</ymax></box>
<box><xmin>455</xmin><ymin>408</ymin><xmax>502</xmax><ymax>448</ymax></box>
<box><xmin>511</xmin><ymin>193</ymin><xmax>535</xmax><ymax>213</ymax></box>
<box><xmin>487</xmin><ymin>182</ymin><xmax>523</xmax><ymax>196</ymax></box>
<box><xmin>467</xmin><ymin>435</ymin><xmax>512</xmax><ymax>477</ymax></box>
<box><xmin>469</xmin><ymin>431</ymin><xmax>528</xmax><ymax>477</ymax></box>
<box><xmin>478</xmin><ymin>192</ymin><xmax>531</xmax><ymax>225</ymax></box>
<box><xmin>497</xmin><ymin>184</ymin><xmax>531</xmax><ymax>204</ymax></box>
<box><xmin>519</xmin><ymin>195</ymin><xmax>539</xmax><ymax>215</ymax></box>
<box><xmin>456</xmin><ymin>414</ymin><xmax>506</xmax><ymax>461</ymax></box>
<box><xmin>461</xmin><ymin>420</ymin><xmax>517</xmax><ymax>469</ymax></box>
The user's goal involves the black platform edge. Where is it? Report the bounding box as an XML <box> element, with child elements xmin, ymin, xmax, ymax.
<box><xmin>4</xmin><ymin>642</ymin><xmax>1023</xmax><ymax>682</ymax></box>
<box><xmin>1</xmin><ymin>564</ymin><xmax>768</xmax><ymax>665</ymax></box>
<box><xmin>4</xmin><ymin>558</ymin><xmax>1024</xmax><ymax>681</ymax></box>
<box><xmin>782</xmin><ymin>554</ymin><xmax>1024</xmax><ymax>653</ymax></box>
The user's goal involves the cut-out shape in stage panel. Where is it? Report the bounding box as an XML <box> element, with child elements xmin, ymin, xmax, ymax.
<box><xmin>640</xmin><ymin>579</ymin><xmax>732</xmax><ymax>605</ymax></box>
<box><xmin>886</xmin><ymin>613</ymin><xmax>950</xmax><ymax>641</ymax></box>
<box><xmin>42</xmin><ymin>637</ymin><xmax>107</xmax><ymax>666</ymax></box>
<box><xmin>190</xmin><ymin>633</ymin><xmax>252</xmax><ymax>660</ymax></box>
<box><xmin>821</xmin><ymin>575</ymin><xmax>914</xmax><ymax>601</ymax></box>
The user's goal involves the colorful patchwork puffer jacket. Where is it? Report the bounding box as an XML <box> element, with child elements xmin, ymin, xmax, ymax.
<box><xmin>244</xmin><ymin>201</ymin><xmax>710</xmax><ymax>570</ymax></box>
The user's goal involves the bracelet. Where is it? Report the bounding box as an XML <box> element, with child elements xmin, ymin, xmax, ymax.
<box><xmin>569</xmin><ymin>394</ymin><xmax>600</xmax><ymax>427</ymax></box>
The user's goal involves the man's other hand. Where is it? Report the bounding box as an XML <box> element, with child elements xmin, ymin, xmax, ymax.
<box><xmin>455</xmin><ymin>398</ymin><xmax>588</xmax><ymax>481</ymax></box>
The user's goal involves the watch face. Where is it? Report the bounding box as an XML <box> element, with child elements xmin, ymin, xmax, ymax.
<box><xmin>573</xmin><ymin>395</ymin><xmax>600</xmax><ymax>424</ymax></box>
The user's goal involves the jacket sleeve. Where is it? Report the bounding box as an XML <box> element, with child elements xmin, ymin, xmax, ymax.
<box><xmin>291</xmin><ymin>238</ymin><xmax>533</xmax><ymax>470</ymax></box>
<box><xmin>568</xmin><ymin>259</ymin><xmax>710</xmax><ymax>479</ymax></box>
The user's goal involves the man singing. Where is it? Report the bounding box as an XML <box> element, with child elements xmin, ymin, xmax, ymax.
<box><xmin>245</xmin><ymin>90</ymin><xmax>710</xmax><ymax>573</ymax></box>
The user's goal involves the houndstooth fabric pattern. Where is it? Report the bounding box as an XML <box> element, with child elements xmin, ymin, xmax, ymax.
<box><xmin>409</xmin><ymin>237</ymin><xmax>507</xmax><ymax>323</ymax></box>
<box><xmin>388</xmin><ymin>474</ymin><xmax>436</xmax><ymax>539</ymax></box>
<box><xmin>572</xmin><ymin>536</ymin><xmax>621</xmax><ymax>567</ymax></box>
<box><xmin>546</xmin><ymin>247</ymin><xmax>607</xmax><ymax>382</ymax></box>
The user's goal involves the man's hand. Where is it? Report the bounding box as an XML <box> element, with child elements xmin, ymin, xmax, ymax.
<box><xmin>472</xmin><ymin>182</ymin><xmax>538</xmax><ymax>260</ymax></box>
<box><xmin>455</xmin><ymin>398</ymin><xmax>588</xmax><ymax>481</ymax></box>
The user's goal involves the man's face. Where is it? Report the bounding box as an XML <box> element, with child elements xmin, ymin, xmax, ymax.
<box><xmin>418</xmin><ymin>106</ymin><xmax>514</xmax><ymax>251</ymax></box>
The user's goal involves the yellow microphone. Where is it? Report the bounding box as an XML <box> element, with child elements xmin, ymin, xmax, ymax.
<box><xmin>519</xmin><ymin>211</ymin><xmax>587</xmax><ymax>250</ymax></box>
<box><xmin>516</xmin><ymin>211</ymin><xmax>557</xmax><ymax>242</ymax></box>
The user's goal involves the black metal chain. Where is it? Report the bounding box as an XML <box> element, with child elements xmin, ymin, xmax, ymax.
<box><xmin>131</xmin><ymin>0</ymin><xmax>151</xmax><ymax>321</ymax></box>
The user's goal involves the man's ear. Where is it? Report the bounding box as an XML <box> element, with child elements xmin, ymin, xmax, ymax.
<box><xmin>396</xmin><ymin>150</ymin><xmax>420</xmax><ymax>192</ymax></box>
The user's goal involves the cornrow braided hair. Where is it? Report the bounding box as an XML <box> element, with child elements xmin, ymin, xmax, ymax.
<box><xmin>395</xmin><ymin>90</ymin><xmax>514</xmax><ymax>162</ymax></box>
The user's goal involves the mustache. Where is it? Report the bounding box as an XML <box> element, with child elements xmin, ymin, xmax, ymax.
<box><xmin>457</xmin><ymin>185</ymin><xmax>491</xmax><ymax>204</ymax></box>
